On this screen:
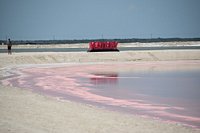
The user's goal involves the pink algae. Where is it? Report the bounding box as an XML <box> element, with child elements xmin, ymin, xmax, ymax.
<box><xmin>1</xmin><ymin>62</ymin><xmax>200</xmax><ymax>128</ymax></box>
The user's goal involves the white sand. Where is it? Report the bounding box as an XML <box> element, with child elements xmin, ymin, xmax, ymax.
<box><xmin>0</xmin><ymin>50</ymin><xmax>200</xmax><ymax>68</ymax></box>
<box><xmin>0</xmin><ymin>44</ymin><xmax>200</xmax><ymax>133</ymax></box>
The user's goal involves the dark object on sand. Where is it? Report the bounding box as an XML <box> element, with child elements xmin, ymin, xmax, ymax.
<box><xmin>7</xmin><ymin>38</ymin><xmax>12</xmax><ymax>55</ymax></box>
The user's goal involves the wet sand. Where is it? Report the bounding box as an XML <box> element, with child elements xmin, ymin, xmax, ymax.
<box><xmin>1</xmin><ymin>47</ymin><xmax>200</xmax><ymax>133</ymax></box>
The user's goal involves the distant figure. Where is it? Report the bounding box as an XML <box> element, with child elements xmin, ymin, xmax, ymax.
<box><xmin>7</xmin><ymin>38</ymin><xmax>12</xmax><ymax>55</ymax></box>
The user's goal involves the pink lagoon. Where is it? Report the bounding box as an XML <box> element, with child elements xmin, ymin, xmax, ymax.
<box><xmin>2</xmin><ymin>61</ymin><xmax>200</xmax><ymax>128</ymax></box>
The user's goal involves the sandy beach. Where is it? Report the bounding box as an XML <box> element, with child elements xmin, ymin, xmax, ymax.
<box><xmin>1</xmin><ymin>43</ymin><xmax>200</xmax><ymax>133</ymax></box>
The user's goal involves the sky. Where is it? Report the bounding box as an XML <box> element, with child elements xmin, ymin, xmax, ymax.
<box><xmin>0</xmin><ymin>0</ymin><xmax>200</xmax><ymax>40</ymax></box>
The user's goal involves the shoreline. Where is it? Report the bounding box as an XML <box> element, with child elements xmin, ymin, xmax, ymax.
<box><xmin>1</xmin><ymin>49</ymin><xmax>200</xmax><ymax>132</ymax></box>
<box><xmin>1</xmin><ymin>85</ymin><xmax>199</xmax><ymax>133</ymax></box>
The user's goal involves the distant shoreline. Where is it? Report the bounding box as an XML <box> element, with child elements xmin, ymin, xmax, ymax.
<box><xmin>1</xmin><ymin>38</ymin><xmax>200</xmax><ymax>45</ymax></box>
<box><xmin>1</xmin><ymin>41</ymin><xmax>200</xmax><ymax>49</ymax></box>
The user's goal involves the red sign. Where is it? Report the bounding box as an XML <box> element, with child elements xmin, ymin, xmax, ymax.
<box><xmin>88</xmin><ymin>41</ymin><xmax>119</xmax><ymax>52</ymax></box>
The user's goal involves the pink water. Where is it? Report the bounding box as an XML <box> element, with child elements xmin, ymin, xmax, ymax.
<box><xmin>1</xmin><ymin>61</ymin><xmax>200</xmax><ymax>128</ymax></box>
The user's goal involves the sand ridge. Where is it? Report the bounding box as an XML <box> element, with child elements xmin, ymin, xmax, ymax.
<box><xmin>0</xmin><ymin>50</ymin><xmax>200</xmax><ymax>68</ymax></box>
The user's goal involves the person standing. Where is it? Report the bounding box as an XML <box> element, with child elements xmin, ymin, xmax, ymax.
<box><xmin>7</xmin><ymin>38</ymin><xmax>12</xmax><ymax>55</ymax></box>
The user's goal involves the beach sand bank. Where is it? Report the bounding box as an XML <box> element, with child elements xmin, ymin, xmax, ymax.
<box><xmin>1</xmin><ymin>49</ymin><xmax>200</xmax><ymax>133</ymax></box>
<box><xmin>0</xmin><ymin>50</ymin><xmax>200</xmax><ymax>68</ymax></box>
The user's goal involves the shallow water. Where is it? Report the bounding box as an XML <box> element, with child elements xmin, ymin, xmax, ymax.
<box><xmin>1</xmin><ymin>61</ymin><xmax>200</xmax><ymax>128</ymax></box>
<box><xmin>1</xmin><ymin>46</ymin><xmax>200</xmax><ymax>53</ymax></box>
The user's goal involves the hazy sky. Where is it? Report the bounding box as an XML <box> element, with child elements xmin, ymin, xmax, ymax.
<box><xmin>0</xmin><ymin>0</ymin><xmax>200</xmax><ymax>40</ymax></box>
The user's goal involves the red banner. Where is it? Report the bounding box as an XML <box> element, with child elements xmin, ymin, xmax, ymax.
<box><xmin>89</xmin><ymin>41</ymin><xmax>118</xmax><ymax>50</ymax></box>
